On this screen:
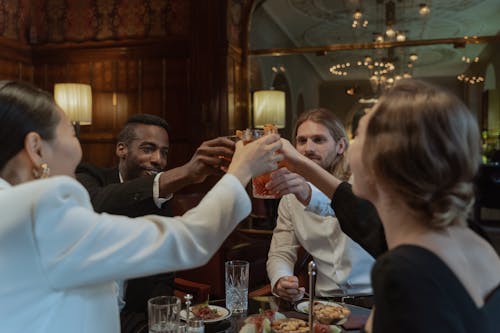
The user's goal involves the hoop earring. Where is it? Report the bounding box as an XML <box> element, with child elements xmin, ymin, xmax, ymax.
<box><xmin>33</xmin><ymin>163</ymin><xmax>50</xmax><ymax>179</ymax></box>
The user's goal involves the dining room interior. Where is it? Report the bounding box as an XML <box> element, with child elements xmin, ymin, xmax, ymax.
<box><xmin>0</xmin><ymin>0</ymin><xmax>499</xmax><ymax>300</ymax></box>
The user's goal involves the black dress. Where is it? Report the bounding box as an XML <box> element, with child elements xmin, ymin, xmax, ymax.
<box><xmin>371</xmin><ymin>245</ymin><xmax>500</xmax><ymax>333</ymax></box>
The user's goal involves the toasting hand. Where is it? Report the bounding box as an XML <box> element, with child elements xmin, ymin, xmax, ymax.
<box><xmin>227</xmin><ymin>134</ymin><xmax>282</xmax><ymax>187</ymax></box>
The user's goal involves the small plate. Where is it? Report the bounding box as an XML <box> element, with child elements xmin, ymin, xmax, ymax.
<box><xmin>180</xmin><ymin>305</ymin><xmax>231</xmax><ymax>323</ymax></box>
<box><xmin>294</xmin><ymin>300</ymin><xmax>349</xmax><ymax>326</ymax></box>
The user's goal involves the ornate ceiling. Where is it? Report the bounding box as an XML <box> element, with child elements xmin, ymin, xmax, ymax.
<box><xmin>250</xmin><ymin>0</ymin><xmax>500</xmax><ymax>81</ymax></box>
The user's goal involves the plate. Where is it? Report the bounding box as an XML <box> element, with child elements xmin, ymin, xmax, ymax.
<box><xmin>295</xmin><ymin>300</ymin><xmax>343</xmax><ymax>314</ymax></box>
<box><xmin>180</xmin><ymin>305</ymin><xmax>231</xmax><ymax>323</ymax></box>
<box><xmin>294</xmin><ymin>300</ymin><xmax>349</xmax><ymax>326</ymax></box>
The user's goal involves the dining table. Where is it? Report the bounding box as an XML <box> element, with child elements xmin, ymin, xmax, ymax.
<box><xmin>202</xmin><ymin>296</ymin><xmax>370</xmax><ymax>333</ymax></box>
<box><xmin>137</xmin><ymin>296</ymin><xmax>370</xmax><ymax>333</ymax></box>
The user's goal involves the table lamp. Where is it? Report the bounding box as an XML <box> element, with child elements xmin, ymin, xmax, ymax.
<box><xmin>253</xmin><ymin>90</ymin><xmax>285</xmax><ymax>129</ymax></box>
<box><xmin>54</xmin><ymin>83</ymin><xmax>92</xmax><ymax>137</ymax></box>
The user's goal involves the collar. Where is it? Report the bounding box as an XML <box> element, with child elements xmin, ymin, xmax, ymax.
<box><xmin>0</xmin><ymin>178</ymin><xmax>12</xmax><ymax>189</ymax></box>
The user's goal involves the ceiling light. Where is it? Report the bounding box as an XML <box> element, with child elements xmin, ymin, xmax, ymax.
<box><xmin>409</xmin><ymin>53</ymin><xmax>418</xmax><ymax>62</ymax></box>
<box><xmin>353</xmin><ymin>9</ymin><xmax>363</xmax><ymax>20</ymax></box>
<box><xmin>396</xmin><ymin>32</ymin><xmax>406</xmax><ymax>42</ymax></box>
<box><xmin>386</xmin><ymin>26</ymin><xmax>396</xmax><ymax>38</ymax></box>
<box><xmin>419</xmin><ymin>4</ymin><xmax>430</xmax><ymax>16</ymax></box>
<box><xmin>346</xmin><ymin>87</ymin><xmax>357</xmax><ymax>96</ymax></box>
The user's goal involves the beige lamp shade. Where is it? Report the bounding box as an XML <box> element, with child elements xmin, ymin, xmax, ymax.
<box><xmin>54</xmin><ymin>83</ymin><xmax>92</xmax><ymax>125</ymax></box>
<box><xmin>253</xmin><ymin>90</ymin><xmax>285</xmax><ymax>128</ymax></box>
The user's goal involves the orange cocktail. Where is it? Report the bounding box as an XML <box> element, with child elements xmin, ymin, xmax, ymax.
<box><xmin>241</xmin><ymin>125</ymin><xmax>281</xmax><ymax>199</ymax></box>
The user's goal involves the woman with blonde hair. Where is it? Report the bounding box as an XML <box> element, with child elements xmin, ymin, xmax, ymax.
<box><xmin>278</xmin><ymin>79</ymin><xmax>500</xmax><ymax>332</ymax></box>
<box><xmin>0</xmin><ymin>80</ymin><xmax>282</xmax><ymax>333</ymax></box>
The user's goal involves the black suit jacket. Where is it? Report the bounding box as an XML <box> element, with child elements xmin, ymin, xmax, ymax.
<box><xmin>76</xmin><ymin>163</ymin><xmax>175</xmax><ymax>316</ymax></box>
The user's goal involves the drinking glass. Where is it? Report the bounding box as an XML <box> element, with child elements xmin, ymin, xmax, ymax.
<box><xmin>241</xmin><ymin>127</ymin><xmax>281</xmax><ymax>199</ymax></box>
<box><xmin>148</xmin><ymin>296</ymin><xmax>181</xmax><ymax>333</ymax></box>
<box><xmin>187</xmin><ymin>319</ymin><xmax>205</xmax><ymax>333</ymax></box>
<box><xmin>225</xmin><ymin>260</ymin><xmax>250</xmax><ymax>313</ymax></box>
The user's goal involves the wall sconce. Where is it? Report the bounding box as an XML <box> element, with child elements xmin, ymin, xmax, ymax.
<box><xmin>54</xmin><ymin>83</ymin><xmax>92</xmax><ymax>137</ymax></box>
<box><xmin>253</xmin><ymin>90</ymin><xmax>285</xmax><ymax>129</ymax></box>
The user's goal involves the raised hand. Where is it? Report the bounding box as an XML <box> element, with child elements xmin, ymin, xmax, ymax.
<box><xmin>279</xmin><ymin>138</ymin><xmax>309</xmax><ymax>173</ymax></box>
<box><xmin>266</xmin><ymin>168</ymin><xmax>312</xmax><ymax>205</ymax></box>
<box><xmin>227</xmin><ymin>134</ymin><xmax>282</xmax><ymax>186</ymax></box>
<box><xmin>274</xmin><ymin>276</ymin><xmax>305</xmax><ymax>302</ymax></box>
<box><xmin>184</xmin><ymin>136</ymin><xmax>236</xmax><ymax>183</ymax></box>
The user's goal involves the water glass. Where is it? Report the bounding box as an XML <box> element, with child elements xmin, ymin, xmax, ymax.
<box><xmin>187</xmin><ymin>319</ymin><xmax>204</xmax><ymax>333</ymax></box>
<box><xmin>225</xmin><ymin>260</ymin><xmax>249</xmax><ymax>313</ymax></box>
<box><xmin>148</xmin><ymin>296</ymin><xmax>181</xmax><ymax>333</ymax></box>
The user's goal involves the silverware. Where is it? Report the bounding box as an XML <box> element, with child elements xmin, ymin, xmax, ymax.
<box><xmin>184</xmin><ymin>294</ymin><xmax>193</xmax><ymax>324</ymax></box>
<box><xmin>308</xmin><ymin>260</ymin><xmax>317</xmax><ymax>333</ymax></box>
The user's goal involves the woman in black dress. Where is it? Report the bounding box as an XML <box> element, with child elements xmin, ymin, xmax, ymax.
<box><xmin>275</xmin><ymin>79</ymin><xmax>500</xmax><ymax>332</ymax></box>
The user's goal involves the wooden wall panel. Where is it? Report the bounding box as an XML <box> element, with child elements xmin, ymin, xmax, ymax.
<box><xmin>0</xmin><ymin>58</ymin><xmax>22</xmax><ymax>80</ymax></box>
<box><xmin>81</xmin><ymin>142</ymin><xmax>118</xmax><ymax>168</ymax></box>
<box><xmin>31</xmin><ymin>40</ymin><xmax>191</xmax><ymax>168</ymax></box>
<box><xmin>1</xmin><ymin>0</ymin><xmax>242</xmax><ymax>174</ymax></box>
<box><xmin>0</xmin><ymin>38</ymin><xmax>33</xmax><ymax>82</ymax></box>
<box><xmin>141</xmin><ymin>58</ymin><xmax>164</xmax><ymax>118</ymax></box>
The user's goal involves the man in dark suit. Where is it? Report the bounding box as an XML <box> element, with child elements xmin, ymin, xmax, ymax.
<box><xmin>76</xmin><ymin>114</ymin><xmax>235</xmax><ymax>332</ymax></box>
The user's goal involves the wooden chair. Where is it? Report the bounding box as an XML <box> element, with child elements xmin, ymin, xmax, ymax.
<box><xmin>173</xmin><ymin>278</ymin><xmax>211</xmax><ymax>304</ymax></box>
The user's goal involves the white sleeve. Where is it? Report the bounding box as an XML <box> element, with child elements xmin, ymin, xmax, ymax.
<box><xmin>33</xmin><ymin>175</ymin><xmax>251</xmax><ymax>290</ymax></box>
<box><xmin>153</xmin><ymin>172</ymin><xmax>172</xmax><ymax>208</ymax></box>
<box><xmin>304</xmin><ymin>182</ymin><xmax>335</xmax><ymax>217</ymax></box>
<box><xmin>266</xmin><ymin>195</ymin><xmax>299</xmax><ymax>291</ymax></box>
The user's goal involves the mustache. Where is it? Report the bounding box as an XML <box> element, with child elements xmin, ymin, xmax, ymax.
<box><xmin>304</xmin><ymin>153</ymin><xmax>321</xmax><ymax>160</ymax></box>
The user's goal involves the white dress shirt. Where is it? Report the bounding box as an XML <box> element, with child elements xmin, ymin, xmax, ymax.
<box><xmin>0</xmin><ymin>174</ymin><xmax>250</xmax><ymax>333</ymax></box>
<box><xmin>267</xmin><ymin>183</ymin><xmax>374</xmax><ymax>297</ymax></box>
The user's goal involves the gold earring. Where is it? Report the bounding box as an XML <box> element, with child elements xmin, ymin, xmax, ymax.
<box><xmin>40</xmin><ymin>163</ymin><xmax>50</xmax><ymax>178</ymax></box>
<box><xmin>33</xmin><ymin>163</ymin><xmax>50</xmax><ymax>179</ymax></box>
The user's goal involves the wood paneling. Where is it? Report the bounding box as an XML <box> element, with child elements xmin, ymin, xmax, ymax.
<box><xmin>0</xmin><ymin>38</ymin><xmax>33</xmax><ymax>81</ymax></box>
<box><xmin>31</xmin><ymin>39</ymin><xmax>192</xmax><ymax>168</ymax></box>
<box><xmin>0</xmin><ymin>0</ymin><xmax>250</xmax><ymax>176</ymax></box>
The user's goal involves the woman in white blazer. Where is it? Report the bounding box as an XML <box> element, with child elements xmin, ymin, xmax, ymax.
<box><xmin>0</xmin><ymin>80</ymin><xmax>283</xmax><ymax>333</ymax></box>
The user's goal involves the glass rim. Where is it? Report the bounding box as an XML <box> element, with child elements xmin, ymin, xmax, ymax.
<box><xmin>225</xmin><ymin>260</ymin><xmax>249</xmax><ymax>267</ymax></box>
<box><xmin>148</xmin><ymin>295</ymin><xmax>181</xmax><ymax>306</ymax></box>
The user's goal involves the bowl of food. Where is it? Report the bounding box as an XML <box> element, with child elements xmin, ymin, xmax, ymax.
<box><xmin>180</xmin><ymin>304</ymin><xmax>231</xmax><ymax>323</ymax></box>
<box><xmin>295</xmin><ymin>300</ymin><xmax>350</xmax><ymax>326</ymax></box>
<box><xmin>271</xmin><ymin>318</ymin><xmax>341</xmax><ymax>333</ymax></box>
<box><xmin>238</xmin><ymin>310</ymin><xmax>286</xmax><ymax>333</ymax></box>
<box><xmin>312</xmin><ymin>302</ymin><xmax>350</xmax><ymax>325</ymax></box>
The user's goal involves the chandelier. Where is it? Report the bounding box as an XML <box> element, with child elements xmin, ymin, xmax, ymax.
<box><xmin>329</xmin><ymin>50</ymin><xmax>417</xmax><ymax>93</ymax></box>
<box><xmin>457</xmin><ymin>55</ymin><xmax>485</xmax><ymax>85</ymax></box>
